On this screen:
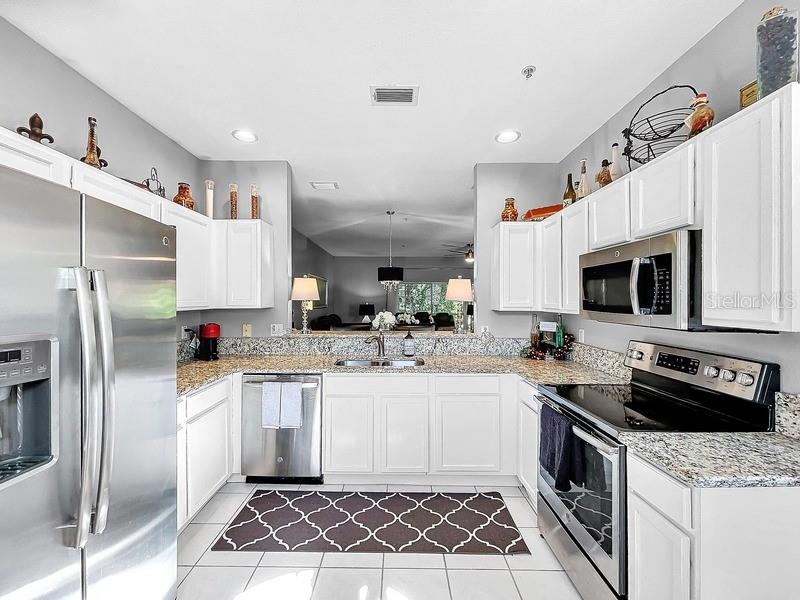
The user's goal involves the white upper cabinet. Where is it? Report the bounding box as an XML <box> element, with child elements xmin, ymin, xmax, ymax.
<box><xmin>540</xmin><ymin>214</ymin><xmax>563</xmax><ymax>311</ymax></box>
<box><xmin>490</xmin><ymin>222</ymin><xmax>537</xmax><ymax>311</ymax></box>
<box><xmin>631</xmin><ymin>144</ymin><xmax>695</xmax><ymax>239</ymax></box>
<box><xmin>698</xmin><ymin>89</ymin><xmax>794</xmax><ymax>331</ymax></box>
<box><xmin>560</xmin><ymin>201</ymin><xmax>589</xmax><ymax>314</ymax></box>
<box><xmin>161</xmin><ymin>201</ymin><xmax>212</xmax><ymax>310</ymax></box>
<box><xmin>213</xmin><ymin>219</ymin><xmax>275</xmax><ymax>309</ymax></box>
<box><xmin>588</xmin><ymin>180</ymin><xmax>631</xmax><ymax>250</ymax></box>
<box><xmin>71</xmin><ymin>161</ymin><xmax>161</xmax><ymax>220</ymax></box>
<box><xmin>0</xmin><ymin>126</ymin><xmax>72</xmax><ymax>188</ymax></box>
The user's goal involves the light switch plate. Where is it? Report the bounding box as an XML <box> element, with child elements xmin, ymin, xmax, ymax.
<box><xmin>242</xmin><ymin>323</ymin><xmax>253</xmax><ymax>337</ymax></box>
<box><xmin>270</xmin><ymin>324</ymin><xmax>285</xmax><ymax>337</ymax></box>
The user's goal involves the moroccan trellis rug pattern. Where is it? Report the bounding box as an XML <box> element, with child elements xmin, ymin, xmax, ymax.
<box><xmin>212</xmin><ymin>490</ymin><xmax>530</xmax><ymax>554</ymax></box>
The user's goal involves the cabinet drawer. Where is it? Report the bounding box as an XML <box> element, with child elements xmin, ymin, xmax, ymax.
<box><xmin>434</xmin><ymin>375</ymin><xmax>500</xmax><ymax>395</ymax></box>
<box><xmin>325</xmin><ymin>375</ymin><xmax>429</xmax><ymax>395</ymax></box>
<box><xmin>628</xmin><ymin>454</ymin><xmax>692</xmax><ymax>529</ymax></box>
<box><xmin>186</xmin><ymin>378</ymin><xmax>230</xmax><ymax>420</ymax></box>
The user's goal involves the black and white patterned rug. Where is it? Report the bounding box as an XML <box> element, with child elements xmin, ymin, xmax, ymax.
<box><xmin>212</xmin><ymin>490</ymin><xmax>530</xmax><ymax>554</ymax></box>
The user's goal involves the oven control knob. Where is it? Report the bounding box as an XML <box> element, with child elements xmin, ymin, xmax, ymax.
<box><xmin>627</xmin><ymin>349</ymin><xmax>644</xmax><ymax>360</ymax></box>
<box><xmin>720</xmin><ymin>369</ymin><xmax>737</xmax><ymax>382</ymax></box>
<box><xmin>704</xmin><ymin>366</ymin><xmax>720</xmax><ymax>378</ymax></box>
<box><xmin>737</xmin><ymin>373</ymin><xmax>755</xmax><ymax>387</ymax></box>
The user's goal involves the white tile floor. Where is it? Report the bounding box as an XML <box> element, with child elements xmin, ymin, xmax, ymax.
<box><xmin>177</xmin><ymin>481</ymin><xmax>581</xmax><ymax>600</ymax></box>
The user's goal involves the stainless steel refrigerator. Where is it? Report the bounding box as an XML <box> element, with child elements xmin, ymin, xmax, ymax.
<box><xmin>0</xmin><ymin>165</ymin><xmax>177</xmax><ymax>599</ymax></box>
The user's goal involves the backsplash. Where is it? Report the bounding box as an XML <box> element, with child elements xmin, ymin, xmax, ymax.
<box><xmin>776</xmin><ymin>393</ymin><xmax>800</xmax><ymax>440</ymax></box>
<box><xmin>570</xmin><ymin>343</ymin><xmax>631</xmax><ymax>381</ymax></box>
<box><xmin>177</xmin><ymin>339</ymin><xmax>194</xmax><ymax>362</ymax></box>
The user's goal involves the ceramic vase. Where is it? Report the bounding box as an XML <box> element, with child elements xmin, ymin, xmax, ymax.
<box><xmin>173</xmin><ymin>183</ymin><xmax>194</xmax><ymax>210</ymax></box>
<box><xmin>501</xmin><ymin>198</ymin><xmax>519</xmax><ymax>221</ymax></box>
<box><xmin>609</xmin><ymin>144</ymin><xmax>625</xmax><ymax>181</ymax></box>
<box><xmin>576</xmin><ymin>159</ymin><xmax>592</xmax><ymax>199</ymax></box>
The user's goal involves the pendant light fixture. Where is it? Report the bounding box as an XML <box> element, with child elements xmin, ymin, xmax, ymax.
<box><xmin>378</xmin><ymin>210</ymin><xmax>403</xmax><ymax>290</ymax></box>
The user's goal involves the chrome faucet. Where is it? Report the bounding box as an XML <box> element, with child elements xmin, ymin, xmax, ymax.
<box><xmin>365</xmin><ymin>331</ymin><xmax>386</xmax><ymax>358</ymax></box>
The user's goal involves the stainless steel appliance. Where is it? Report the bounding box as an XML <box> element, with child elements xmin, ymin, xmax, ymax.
<box><xmin>241</xmin><ymin>374</ymin><xmax>323</xmax><ymax>482</ymax></box>
<box><xmin>0</xmin><ymin>166</ymin><xmax>177</xmax><ymax>599</ymax></box>
<box><xmin>536</xmin><ymin>341</ymin><xmax>779</xmax><ymax>600</ymax></box>
<box><xmin>579</xmin><ymin>230</ymin><xmax>701</xmax><ymax>329</ymax></box>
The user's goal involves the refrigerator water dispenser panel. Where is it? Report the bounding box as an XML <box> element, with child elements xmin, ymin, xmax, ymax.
<box><xmin>0</xmin><ymin>337</ymin><xmax>56</xmax><ymax>487</ymax></box>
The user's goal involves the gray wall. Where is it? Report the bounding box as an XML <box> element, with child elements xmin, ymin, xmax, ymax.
<box><xmin>330</xmin><ymin>257</ymin><xmax>474</xmax><ymax>323</ymax></box>
<box><xmin>552</xmin><ymin>0</ymin><xmax>800</xmax><ymax>391</ymax></box>
<box><xmin>0</xmin><ymin>18</ymin><xmax>202</xmax><ymax>202</ymax></box>
<box><xmin>473</xmin><ymin>163</ymin><xmax>561</xmax><ymax>338</ymax></box>
<box><xmin>292</xmin><ymin>228</ymin><xmax>336</xmax><ymax>327</ymax></box>
<box><xmin>179</xmin><ymin>160</ymin><xmax>293</xmax><ymax>338</ymax></box>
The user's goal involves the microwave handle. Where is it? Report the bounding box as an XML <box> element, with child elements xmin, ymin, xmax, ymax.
<box><xmin>629</xmin><ymin>257</ymin><xmax>642</xmax><ymax>314</ymax></box>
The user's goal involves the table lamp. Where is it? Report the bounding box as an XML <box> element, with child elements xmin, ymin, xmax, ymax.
<box><xmin>445</xmin><ymin>276</ymin><xmax>473</xmax><ymax>334</ymax></box>
<box><xmin>359</xmin><ymin>303</ymin><xmax>375</xmax><ymax>323</ymax></box>
<box><xmin>291</xmin><ymin>276</ymin><xmax>320</xmax><ymax>334</ymax></box>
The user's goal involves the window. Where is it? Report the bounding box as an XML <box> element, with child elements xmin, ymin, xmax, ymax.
<box><xmin>397</xmin><ymin>282</ymin><xmax>461</xmax><ymax>317</ymax></box>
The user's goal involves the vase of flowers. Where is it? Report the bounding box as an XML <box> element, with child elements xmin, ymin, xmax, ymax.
<box><xmin>372</xmin><ymin>311</ymin><xmax>397</xmax><ymax>331</ymax></box>
<box><xmin>396</xmin><ymin>313</ymin><xmax>420</xmax><ymax>326</ymax></box>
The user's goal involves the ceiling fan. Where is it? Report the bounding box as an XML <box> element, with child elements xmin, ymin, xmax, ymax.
<box><xmin>444</xmin><ymin>242</ymin><xmax>474</xmax><ymax>263</ymax></box>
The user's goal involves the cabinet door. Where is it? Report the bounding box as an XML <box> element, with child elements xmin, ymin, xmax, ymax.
<box><xmin>517</xmin><ymin>400</ymin><xmax>539</xmax><ymax>498</ymax></box>
<box><xmin>176</xmin><ymin>422</ymin><xmax>188</xmax><ymax>530</ymax></box>
<box><xmin>324</xmin><ymin>394</ymin><xmax>374</xmax><ymax>472</ymax></box>
<box><xmin>379</xmin><ymin>395</ymin><xmax>428</xmax><ymax>472</ymax></box>
<box><xmin>432</xmin><ymin>395</ymin><xmax>500</xmax><ymax>471</ymax></box>
<box><xmin>540</xmin><ymin>215</ymin><xmax>563</xmax><ymax>311</ymax></box>
<box><xmin>0</xmin><ymin>125</ymin><xmax>72</xmax><ymax>187</ymax></box>
<box><xmin>492</xmin><ymin>223</ymin><xmax>536</xmax><ymax>310</ymax></box>
<box><xmin>561</xmin><ymin>202</ymin><xmax>588</xmax><ymax>314</ymax></box>
<box><xmin>589</xmin><ymin>180</ymin><xmax>631</xmax><ymax>249</ymax></box>
<box><xmin>628</xmin><ymin>492</ymin><xmax>691</xmax><ymax>600</ymax></box>
<box><xmin>226</xmin><ymin>221</ymin><xmax>260</xmax><ymax>307</ymax></box>
<box><xmin>699</xmin><ymin>95</ymin><xmax>789</xmax><ymax>330</ymax></box>
<box><xmin>72</xmin><ymin>161</ymin><xmax>161</xmax><ymax>220</ymax></box>
<box><xmin>161</xmin><ymin>202</ymin><xmax>212</xmax><ymax>310</ymax></box>
<box><xmin>186</xmin><ymin>400</ymin><xmax>231</xmax><ymax>517</ymax></box>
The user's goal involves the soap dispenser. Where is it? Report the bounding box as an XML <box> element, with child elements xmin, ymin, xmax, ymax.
<box><xmin>403</xmin><ymin>330</ymin><xmax>415</xmax><ymax>357</ymax></box>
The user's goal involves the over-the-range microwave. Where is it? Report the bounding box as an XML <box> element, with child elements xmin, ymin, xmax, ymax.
<box><xmin>579</xmin><ymin>230</ymin><xmax>704</xmax><ymax>330</ymax></box>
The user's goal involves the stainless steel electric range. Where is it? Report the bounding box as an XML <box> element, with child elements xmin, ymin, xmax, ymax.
<box><xmin>534</xmin><ymin>341</ymin><xmax>780</xmax><ymax>600</ymax></box>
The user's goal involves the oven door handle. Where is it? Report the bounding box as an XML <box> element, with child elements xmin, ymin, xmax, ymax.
<box><xmin>572</xmin><ymin>425</ymin><xmax>619</xmax><ymax>457</ymax></box>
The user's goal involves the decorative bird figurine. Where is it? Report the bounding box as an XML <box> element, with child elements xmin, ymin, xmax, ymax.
<box><xmin>685</xmin><ymin>93</ymin><xmax>715</xmax><ymax>139</ymax></box>
<box><xmin>595</xmin><ymin>159</ymin><xmax>612</xmax><ymax>188</ymax></box>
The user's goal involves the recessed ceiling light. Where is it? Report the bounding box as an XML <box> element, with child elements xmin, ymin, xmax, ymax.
<box><xmin>231</xmin><ymin>129</ymin><xmax>258</xmax><ymax>143</ymax></box>
<box><xmin>309</xmin><ymin>181</ymin><xmax>339</xmax><ymax>190</ymax></box>
<box><xmin>495</xmin><ymin>130</ymin><xmax>521</xmax><ymax>144</ymax></box>
<box><xmin>521</xmin><ymin>65</ymin><xmax>537</xmax><ymax>79</ymax></box>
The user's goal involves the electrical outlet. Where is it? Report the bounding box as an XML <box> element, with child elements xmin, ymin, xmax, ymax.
<box><xmin>271</xmin><ymin>324</ymin><xmax>285</xmax><ymax>337</ymax></box>
<box><xmin>480</xmin><ymin>326</ymin><xmax>490</xmax><ymax>334</ymax></box>
<box><xmin>578</xmin><ymin>328</ymin><xmax>585</xmax><ymax>343</ymax></box>
<box><xmin>242</xmin><ymin>323</ymin><xmax>253</xmax><ymax>337</ymax></box>
<box><xmin>181</xmin><ymin>326</ymin><xmax>192</xmax><ymax>340</ymax></box>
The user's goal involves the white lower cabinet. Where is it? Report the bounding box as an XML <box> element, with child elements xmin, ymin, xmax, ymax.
<box><xmin>324</xmin><ymin>394</ymin><xmax>375</xmax><ymax>473</ymax></box>
<box><xmin>432</xmin><ymin>394</ymin><xmax>501</xmax><ymax>472</ymax></box>
<box><xmin>176</xmin><ymin>422</ymin><xmax>188</xmax><ymax>530</ymax></box>
<box><xmin>379</xmin><ymin>395</ymin><xmax>428</xmax><ymax>472</ymax></box>
<box><xmin>517</xmin><ymin>384</ymin><xmax>539</xmax><ymax>498</ymax></box>
<box><xmin>628</xmin><ymin>491</ymin><xmax>691</xmax><ymax>600</ymax></box>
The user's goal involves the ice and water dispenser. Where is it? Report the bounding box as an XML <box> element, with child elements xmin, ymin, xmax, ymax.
<box><xmin>0</xmin><ymin>337</ymin><xmax>55</xmax><ymax>486</ymax></box>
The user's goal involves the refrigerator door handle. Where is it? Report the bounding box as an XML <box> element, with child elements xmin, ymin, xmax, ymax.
<box><xmin>73</xmin><ymin>267</ymin><xmax>102</xmax><ymax>549</ymax></box>
<box><xmin>91</xmin><ymin>269</ymin><xmax>116</xmax><ymax>535</ymax></box>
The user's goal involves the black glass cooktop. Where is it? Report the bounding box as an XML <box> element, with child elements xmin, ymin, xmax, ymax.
<box><xmin>539</xmin><ymin>383</ymin><xmax>771</xmax><ymax>436</ymax></box>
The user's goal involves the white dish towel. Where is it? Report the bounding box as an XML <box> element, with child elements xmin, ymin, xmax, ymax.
<box><xmin>261</xmin><ymin>382</ymin><xmax>281</xmax><ymax>429</ymax></box>
<box><xmin>279</xmin><ymin>382</ymin><xmax>303</xmax><ymax>429</ymax></box>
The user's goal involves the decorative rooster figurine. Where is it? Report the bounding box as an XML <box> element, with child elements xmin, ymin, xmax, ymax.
<box><xmin>686</xmin><ymin>92</ymin><xmax>715</xmax><ymax>139</ymax></box>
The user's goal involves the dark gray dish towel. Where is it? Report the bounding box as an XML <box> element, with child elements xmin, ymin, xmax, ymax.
<box><xmin>539</xmin><ymin>403</ymin><xmax>585</xmax><ymax>492</ymax></box>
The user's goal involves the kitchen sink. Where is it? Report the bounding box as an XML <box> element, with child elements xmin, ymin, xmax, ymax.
<box><xmin>334</xmin><ymin>358</ymin><xmax>425</xmax><ymax>368</ymax></box>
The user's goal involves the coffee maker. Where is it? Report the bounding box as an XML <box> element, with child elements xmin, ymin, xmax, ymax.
<box><xmin>195</xmin><ymin>323</ymin><xmax>220</xmax><ymax>361</ymax></box>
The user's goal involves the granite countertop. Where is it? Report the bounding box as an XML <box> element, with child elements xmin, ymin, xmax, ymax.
<box><xmin>176</xmin><ymin>354</ymin><xmax>626</xmax><ymax>396</ymax></box>
<box><xmin>620</xmin><ymin>431</ymin><xmax>800</xmax><ymax>488</ymax></box>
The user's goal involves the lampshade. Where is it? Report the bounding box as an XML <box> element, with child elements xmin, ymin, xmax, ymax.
<box><xmin>378</xmin><ymin>266</ymin><xmax>404</xmax><ymax>284</ymax></box>
<box><xmin>446</xmin><ymin>276</ymin><xmax>473</xmax><ymax>302</ymax></box>
<box><xmin>290</xmin><ymin>276</ymin><xmax>320</xmax><ymax>301</ymax></box>
<box><xmin>358</xmin><ymin>303</ymin><xmax>376</xmax><ymax>316</ymax></box>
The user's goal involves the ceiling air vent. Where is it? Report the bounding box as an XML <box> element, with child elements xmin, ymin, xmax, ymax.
<box><xmin>370</xmin><ymin>85</ymin><xmax>419</xmax><ymax>106</ymax></box>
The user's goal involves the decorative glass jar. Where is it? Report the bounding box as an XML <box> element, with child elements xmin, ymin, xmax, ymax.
<box><xmin>757</xmin><ymin>6</ymin><xmax>800</xmax><ymax>99</ymax></box>
<box><xmin>501</xmin><ymin>198</ymin><xmax>518</xmax><ymax>221</ymax></box>
<box><xmin>173</xmin><ymin>182</ymin><xmax>194</xmax><ymax>210</ymax></box>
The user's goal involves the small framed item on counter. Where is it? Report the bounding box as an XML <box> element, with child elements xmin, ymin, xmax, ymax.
<box><xmin>740</xmin><ymin>80</ymin><xmax>758</xmax><ymax>110</ymax></box>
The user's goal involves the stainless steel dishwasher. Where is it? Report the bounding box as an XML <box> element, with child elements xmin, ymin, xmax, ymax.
<box><xmin>241</xmin><ymin>373</ymin><xmax>323</xmax><ymax>483</ymax></box>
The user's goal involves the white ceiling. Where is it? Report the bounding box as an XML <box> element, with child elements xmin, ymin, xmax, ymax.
<box><xmin>1</xmin><ymin>1</ymin><xmax>742</xmax><ymax>256</ymax></box>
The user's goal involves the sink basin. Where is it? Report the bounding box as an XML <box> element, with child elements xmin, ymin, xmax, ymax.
<box><xmin>335</xmin><ymin>358</ymin><xmax>425</xmax><ymax>368</ymax></box>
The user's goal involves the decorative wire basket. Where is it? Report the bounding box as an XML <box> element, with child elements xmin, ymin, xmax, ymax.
<box><xmin>622</xmin><ymin>84</ymin><xmax>698</xmax><ymax>169</ymax></box>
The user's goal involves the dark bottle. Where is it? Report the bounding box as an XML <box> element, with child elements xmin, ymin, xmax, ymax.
<box><xmin>563</xmin><ymin>174</ymin><xmax>577</xmax><ymax>207</ymax></box>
